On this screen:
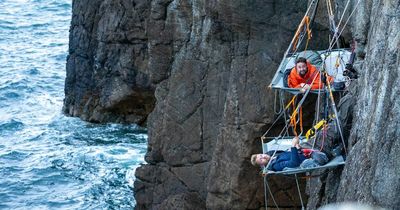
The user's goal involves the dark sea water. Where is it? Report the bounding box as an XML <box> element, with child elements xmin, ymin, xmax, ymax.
<box><xmin>0</xmin><ymin>0</ymin><xmax>146</xmax><ymax>209</ymax></box>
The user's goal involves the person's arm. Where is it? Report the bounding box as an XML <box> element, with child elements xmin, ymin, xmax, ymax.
<box><xmin>271</xmin><ymin>138</ymin><xmax>302</xmax><ymax>171</ymax></box>
<box><xmin>288</xmin><ymin>69</ymin><xmax>302</xmax><ymax>88</ymax></box>
<box><xmin>272</xmin><ymin>147</ymin><xmax>302</xmax><ymax>171</ymax></box>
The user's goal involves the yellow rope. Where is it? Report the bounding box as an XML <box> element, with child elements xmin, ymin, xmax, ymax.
<box><xmin>285</xmin><ymin>95</ymin><xmax>297</xmax><ymax>109</ymax></box>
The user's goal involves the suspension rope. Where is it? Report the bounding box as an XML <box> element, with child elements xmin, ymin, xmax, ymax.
<box><xmin>320</xmin><ymin>123</ymin><xmax>328</xmax><ymax>151</ymax></box>
<box><xmin>333</xmin><ymin>0</ymin><xmax>352</xmax><ymax>43</ymax></box>
<box><xmin>295</xmin><ymin>174</ymin><xmax>305</xmax><ymax>210</ymax></box>
<box><xmin>311</xmin><ymin>0</ymin><xmax>361</xmax><ymax>155</ymax></box>
<box><xmin>323</xmin><ymin>71</ymin><xmax>348</xmax><ymax>155</ymax></box>
<box><xmin>294</xmin><ymin>15</ymin><xmax>313</xmax><ymax>53</ymax></box>
<box><xmin>300</xmin><ymin>15</ymin><xmax>313</xmax><ymax>57</ymax></box>
<box><xmin>328</xmin><ymin>0</ymin><xmax>362</xmax><ymax>50</ymax></box>
<box><xmin>299</xmin><ymin>106</ymin><xmax>303</xmax><ymax>135</ymax></box>
<box><xmin>269</xmin><ymin>0</ymin><xmax>319</xmax><ymax>89</ymax></box>
<box><xmin>291</xmin><ymin>99</ymin><xmax>298</xmax><ymax>136</ymax></box>
<box><xmin>261</xmin><ymin>2</ymin><xmax>362</xmax><ymax>209</ymax></box>
<box><xmin>326</xmin><ymin>0</ymin><xmax>332</xmax><ymax>42</ymax></box>
<box><xmin>263</xmin><ymin>175</ymin><xmax>268</xmax><ymax>209</ymax></box>
<box><xmin>280</xmin><ymin>91</ymin><xmax>292</xmax><ymax>136</ymax></box>
<box><xmin>264</xmin><ymin>176</ymin><xmax>280</xmax><ymax>209</ymax></box>
<box><xmin>318</xmin><ymin>74</ymin><xmax>323</xmax><ymax>119</ymax></box>
<box><xmin>273</xmin><ymin>90</ymin><xmax>283</xmax><ymax>115</ymax></box>
<box><xmin>261</xmin><ymin>95</ymin><xmax>298</xmax><ymax>139</ymax></box>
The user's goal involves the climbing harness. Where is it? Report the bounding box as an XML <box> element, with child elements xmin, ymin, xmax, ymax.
<box><xmin>260</xmin><ymin>0</ymin><xmax>362</xmax><ymax>208</ymax></box>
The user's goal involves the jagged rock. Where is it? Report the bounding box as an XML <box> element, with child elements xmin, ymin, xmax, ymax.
<box><xmin>63</xmin><ymin>0</ymin><xmax>155</xmax><ymax>124</ymax></box>
<box><xmin>135</xmin><ymin>0</ymin><xmax>330</xmax><ymax>209</ymax></box>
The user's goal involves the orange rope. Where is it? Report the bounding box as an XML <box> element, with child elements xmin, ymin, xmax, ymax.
<box><xmin>302</xmin><ymin>16</ymin><xmax>312</xmax><ymax>54</ymax></box>
<box><xmin>289</xmin><ymin>98</ymin><xmax>304</xmax><ymax>137</ymax></box>
<box><xmin>290</xmin><ymin>104</ymin><xmax>303</xmax><ymax>137</ymax></box>
<box><xmin>285</xmin><ymin>95</ymin><xmax>297</xmax><ymax>109</ymax></box>
<box><xmin>293</xmin><ymin>16</ymin><xmax>312</xmax><ymax>52</ymax></box>
<box><xmin>300</xmin><ymin>106</ymin><xmax>303</xmax><ymax>134</ymax></box>
<box><xmin>291</xmin><ymin>100</ymin><xmax>298</xmax><ymax>136</ymax></box>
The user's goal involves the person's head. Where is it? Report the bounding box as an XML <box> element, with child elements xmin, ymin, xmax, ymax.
<box><xmin>295</xmin><ymin>57</ymin><xmax>308</xmax><ymax>77</ymax></box>
<box><xmin>251</xmin><ymin>154</ymin><xmax>270</xmax><ymax>166</ymax></box>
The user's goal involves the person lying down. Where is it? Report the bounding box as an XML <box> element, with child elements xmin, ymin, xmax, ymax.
<box><xmin>250</xmin><ymin>137</ymin><xmax>328</xmax><ymax>171</ymax></box>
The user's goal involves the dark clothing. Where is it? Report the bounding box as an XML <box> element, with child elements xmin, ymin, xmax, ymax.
<box><xmin>267</xmin><ymin>147</ymin><xmax>306</xmax><ymax>171</ymax></box>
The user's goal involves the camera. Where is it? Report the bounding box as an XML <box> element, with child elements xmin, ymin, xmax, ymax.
<box><xmin>343</xmin><ymin>63</ymin><xmax>358</xmax><ymax>79</ymax></box>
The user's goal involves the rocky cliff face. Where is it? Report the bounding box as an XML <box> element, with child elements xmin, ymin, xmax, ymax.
<box><xmin>135</xmin><ymin>0</ymin><xmax>331</xmax><ymax>209</ymax></box>
<box><xmin>338</xmin><ymin>0</ymin><xmax>400</xmax><ymax>208</ymax></box>
<box><xmin>306</xmin><ymin>1</ymin><xmax>400</xmax><ymax>209</ymax></box>
<box><xmin>64</xmin><ymin>0</ymin><xmax>155</xmax><ymax>124</ymax></box>
<box><xmin>65</xmin><ymin>0</ymin><xmax>400</xmax><ymax>209</ymax></box>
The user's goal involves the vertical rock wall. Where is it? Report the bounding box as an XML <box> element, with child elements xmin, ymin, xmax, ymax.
<box><xmin>134</xmin><ymin>0</ymin><xmax>330</xmax><ymax>209</ymax></box>
<box><xmin>64</xmin><ymin>0</ymin><xmax>155</xmax><ymax>124</ymax></box>
<box><xmin>336</xmin><ymin>0</ymin><xmax>400</xmax><ymax>208</ymax></box>
<box><xmin>306</xmin><ymin>1</ymin><xmax>400</xmax><ymax>209</ymax></box>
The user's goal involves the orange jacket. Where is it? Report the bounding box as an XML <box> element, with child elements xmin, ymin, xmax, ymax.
<box><xmin>288</xmin><ymin>62</ymin><xmax>327</xmax><ymax>89</ymax></box>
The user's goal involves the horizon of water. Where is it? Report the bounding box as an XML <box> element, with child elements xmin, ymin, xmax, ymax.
<box><xmin>0</xmin><ymin>0</ymin><xmax>146</xmax><ymax>209</ymax></box>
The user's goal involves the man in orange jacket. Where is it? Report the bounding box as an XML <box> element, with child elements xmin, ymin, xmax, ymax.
<box><xmin>288</xmin><ymin>57</ymin><xmax>326</xmax><ymax>93</ymax></box>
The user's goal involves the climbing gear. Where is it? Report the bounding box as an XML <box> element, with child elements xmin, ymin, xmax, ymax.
<box><xmin>293</xmin><ymin>15</ymin><xmax>312</xmax><ymax>53</ymax></box>
<box><xmin>260</xmin><ymin>0</ymin><xmax>362</xmax><ymax>208</ymax></box>
<box><xmin>305</xmin><ymin>119</ymin><xmax>326</xmax><ymax>140</ymax></box>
